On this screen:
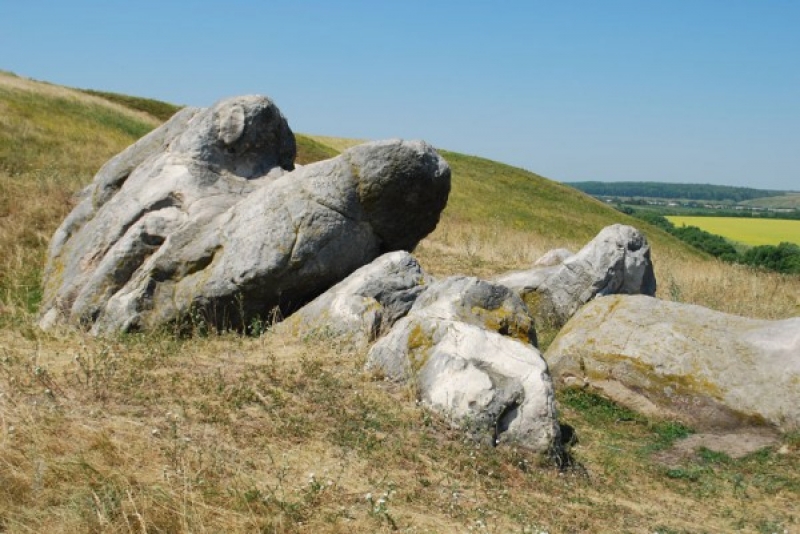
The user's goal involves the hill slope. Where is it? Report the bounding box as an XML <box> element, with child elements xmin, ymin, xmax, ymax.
<box><xmin>1</xmin><ymin>72</ymin><xmax>797</xmax><ymax>533</ymax></box>
<box><xmin>741</xmin><ymin>193</ymin><xmax>800</xmax><ymax>210</ymax></box>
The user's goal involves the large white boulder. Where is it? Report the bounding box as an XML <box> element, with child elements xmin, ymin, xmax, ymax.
<box><xmin>546</xmin><ymin>295</ymin><xmax>800</xmax><ymax>431</ymax></box>
<box><xmin>39</xmin><ymin>96</ymin><xmax>451</xmax><ymax>334</ymax></box>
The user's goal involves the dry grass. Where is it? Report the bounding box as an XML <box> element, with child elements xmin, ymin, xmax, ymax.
<box><xmin>305</xmin><ymin>135</ymin><xmax>366</xmax><ymax>153</ymax></box>
<box><xmin>1</xmin><ymin>324</ymin><xmax>797</xmax><ymax>533</ymax></box>
<box><xmin>1</xmin><ymin>75</ymin><xmax>798</xmax><ymax>533</ymax></box>
<box><xmin>654</xmin><ymin>252</ymin><xmax>799</xmax><ymax>320</ymax></box>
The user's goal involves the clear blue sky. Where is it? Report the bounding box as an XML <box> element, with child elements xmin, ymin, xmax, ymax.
<box><xmin>2</xmin><ymin>1</ymin><xmax>798</xmax><ymax>190</ymax></box>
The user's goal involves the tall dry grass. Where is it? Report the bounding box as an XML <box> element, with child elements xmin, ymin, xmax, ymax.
<box><xmin>0</xmin><ymin>170</ymin><xmax>78</xmax><ymax>324</ymax></box>
<box><xmin>2</xmin><ymin>326</ymin><xmax>796</xmax><ymax>533</ymax></box>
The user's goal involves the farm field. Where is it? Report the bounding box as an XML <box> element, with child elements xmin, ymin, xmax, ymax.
<box><xmin>667</xmin><ymin>216</ymin><xmax>800</xmax><ymax>246</ymax></box>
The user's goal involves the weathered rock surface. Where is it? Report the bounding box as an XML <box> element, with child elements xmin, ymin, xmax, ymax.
<box><xmin>282</xmin><ymin>251</ymin><xmax>431</xmax><ymax>346</ymax></box>
<box><xmin>533</xmin><ymin>248</ymin><xmax>573</xmax><ymax>267</ymax></box>
<box><xmin>39</xmin><ymin>95</ymin><xmax>451</xmax><ymax>333</ymax></box>
<box><xmin>495</xmin><ymin>224</ymin><xmax>656</xmax><ymax>327</ymax></box>
<box><xmin>367</xmin><ymin>277</ymin><xmax>561</xmax><ymax>453</ymax></box>
<box><xmin>406</xmin><ymin>276</ymin><xmax>538</xmax><ymax>345</ymax></box>
<box><xmin>546</xmin><ymin>295</ymin><xmax>800</xmax><ymax>431</ymax></box>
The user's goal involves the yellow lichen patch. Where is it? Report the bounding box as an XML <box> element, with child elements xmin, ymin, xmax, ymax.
<box><xmin>41</xmin><ymin>255</ymin><xmax>66</xmax><ymax>302</ymax></box>
<box><xmin>577</xmin><ymin>351</ymin><xmax>770</xmax><ymax>428</ymax></box>
<box><xmin>520</xmin><ymin>290</ymin><xmax>561</xmax><ymax>336</ymax></box>
<box><xmin>521</xmin><ymin>291</ymin><xmax>542</xmax><ymax>314</ymax></box>
<box><xmin>470</xmin><ymin>304</ymin><xmax>533</xmax><ymax>344</ymax></box>
<box><xmin>584</xmin><ymin>352</ymin><xmax>724</xmax><ymax>401</ymax></box>
<box><xmin>406</xmin><ymin>322</ymin><xmax>434</xmax><ymax>374</ymax></box>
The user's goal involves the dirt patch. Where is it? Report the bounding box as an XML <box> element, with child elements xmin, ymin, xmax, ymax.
<box><xmin>653</xmin><ymin>428</ymin><xmax>782</xmax><ymax>467</ymax></box>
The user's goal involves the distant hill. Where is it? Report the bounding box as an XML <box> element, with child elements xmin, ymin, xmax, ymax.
<box><xmin>567</xmin><ymin>181</ymin><xmax>789</xmax><ymax>203</ymax></box>
<box><xmin>740</xmin><ymin>193</ymin><xmax>800</xmax><ymax>210</ymax></box>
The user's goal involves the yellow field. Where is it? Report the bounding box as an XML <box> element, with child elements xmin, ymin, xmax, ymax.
<box><xmin>667</xmin><ymin>216</ymin><xmax>800</xmax><ymax>246</ymax></box>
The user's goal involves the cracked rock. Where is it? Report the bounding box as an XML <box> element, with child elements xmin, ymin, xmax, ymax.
<box><xmin>282</xmin><ymin>251</ymin><xmax>432</xmax><ymax>348</ymax></box>
<box><xmin>495</xmin><ymin>224</ymin><xmax>656</xmax><ymax>327</ymax></box>
<box><xmin>366</xmin><ymin>277</ymin><xmax>562</xmax><ymax>454</ymax></box>
<box><xmin>39</xmin><ymin>95</ymin><xmax>450</xmax><ymax>334</ymax></box>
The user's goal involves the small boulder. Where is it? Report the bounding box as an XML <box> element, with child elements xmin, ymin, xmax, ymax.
<box><xmin>496</xmin><ymin>224</ymin><xmax>656</xmax><ymax>327</ymax></box>
<box><xmin>39</xmin><ymin>95</ymin><xmax>451</xmax><ymax>334</ymax></box>
<box><xmin>367</xmin><ymin>277</ymin><xmax>562</xmax><ymax>453</ymax></box>
<box><xmin>546</xmin><ymin>294</ymin><xmax>800</xmax><ymax>431</ymax></box>
<box><xmin>282</xmin><ymin>251</ymin><xmax>431</xmax><ymax>346</ymax></box>
<box><xmin>408</xmin><ymin>276</ymin><xmax>538</xmax><ymax>345</ymax></box>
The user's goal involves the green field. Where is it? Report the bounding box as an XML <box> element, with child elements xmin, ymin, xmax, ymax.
<box><xmin>667</xmin><ymin>216</ymin><xmax>800</xmax><ymax>246</ymax></box>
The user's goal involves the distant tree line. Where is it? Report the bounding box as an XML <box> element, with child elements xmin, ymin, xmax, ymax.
<box><xmin>628</xmin><ymin>211</ymin><xmax>800</xmax><ymax>274</ymax></box>
<box><xmin>673</xmin><ymin>209</ymin><xmax>800</xmax><ymax>221</ymax></box>
<box><xmin>738</xmin><ymin>242</ymin><xmax>800</xmax><ymax>273</ymax></box>
<box><xmin>570</xmin><ymin>181</ymin><xmax>787</xmax><ymax>202</ymax></box>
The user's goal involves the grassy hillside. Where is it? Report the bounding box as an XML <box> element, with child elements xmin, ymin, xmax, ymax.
<box><xmin>0</xmin><ymin>72</ymin><xmax>160</xmax><ymax>177</ymax></box>
<box><xmin>1</xmin><ymin>72</ymin><xmax>798</xmax><ymax>533</ymax></box>
<box><xmin>77</xmin><ymin>89</ymin><xmax>184</xmax><ymax>122</ymax></box>
<box><xmin>427</xmin><ymin>150</ymin><xmax>701</xmax><ymax>266</ymax></box>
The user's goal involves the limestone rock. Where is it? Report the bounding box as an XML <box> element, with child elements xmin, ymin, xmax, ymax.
<box><xmin>496</xmin><ymin>224</ymin><xmax>656</xmax><ymax>327</ymax></box>
<box><xmin>283</xmin><ymin>251</ymin><xmax>431</xmax><ymax>346</ymax></box>
<box><xmin>407</xmin><ymin>277</ymin><xmax>538</xmax><ymax>346</ymax></box>
<box><xmin>533</xmin><ymin>248</ymin><xmax>573</xmax><ymax>267</ymax></box>
<box><xmin>39</xmin><ymin>96</ymin><xmax>451</xmax><ymax>333</ymax></box>
<box><xmin>367</xmin><ymin>277</ymin><xmax>561</xmax><ymax>453</ymax></box>
<box><xmin>546</xmin><ymin>294</ymin><xmax>800</xmax><ymax>431</ymax></box>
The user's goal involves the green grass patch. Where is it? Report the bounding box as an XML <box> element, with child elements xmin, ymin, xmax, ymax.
<box><xmin>295</xmin><ymin>134</ymin><xmax>340</xmax><ymax>165</ymax></box>
<box><xmin>0</xmin><ymin>85</ymin><xmax>156</xmax><ymax>179</ymax></box>
<box><xmin>558</xmin><ymin>387</ymin><xmax>645</xmax><ymax>424</ymax></box>
<box><xmin>79</xmin><ymin>89</ymin><xmax>183</xmax><ymax>122</ymax></box>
